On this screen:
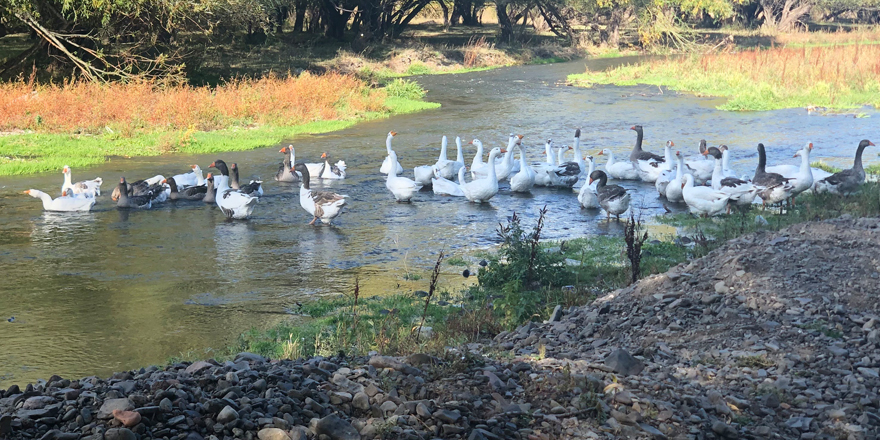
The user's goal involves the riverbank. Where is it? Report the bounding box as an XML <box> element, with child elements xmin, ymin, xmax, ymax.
<box><xmin>0</xmin><ymin>75</ymin><xmax>438</xmax><ymax>176</ymax></box>
<box><xmin>4</xmin><ymin>212</ymin><xmax>880</xmax><ymax>439</ymax></box>
<box><xmin>568</xmin><ymin>29</ymin><xmax>880</xmax><ymax>111</ymax></box>
<box><xmin>227</xmin><ymin>182</ymin><xmax>880</xmax><ymax>362</ymax></box>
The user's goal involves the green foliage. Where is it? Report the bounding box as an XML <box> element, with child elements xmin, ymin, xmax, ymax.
<box><xmin>384</xmin><ymin>79</ymin><xmax>428</xmax><ymax>100</ymax></box>
<box><xmin>405</xmin><ymin>63</ymin><xmax>432</xmax><ymax>75</ymax></box>
<box><xmin>478</xmin><ymin>208</ymin><xmax>571</xmax><ymax>291</ymax></box>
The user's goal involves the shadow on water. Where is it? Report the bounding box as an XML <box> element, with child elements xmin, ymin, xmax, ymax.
<box><xmin>0</xmin><ymin>58</ymin><xmax>877</xmax><ymax>386</ymax></box>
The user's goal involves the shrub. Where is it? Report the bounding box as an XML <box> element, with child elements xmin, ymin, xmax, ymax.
<box><xmin>383</xmin><ymin>78</ymin><xmax>427</xmax><ymax>100</ymax></box>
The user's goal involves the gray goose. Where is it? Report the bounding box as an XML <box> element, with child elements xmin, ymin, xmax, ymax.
<box><xmin>815</xmin><ymin>139</ymin><xmax>874</xmax><ymax>195</ymax></box>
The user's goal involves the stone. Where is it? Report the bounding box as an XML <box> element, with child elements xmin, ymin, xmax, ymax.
<box><xmin>639</xmin><ymin>423</ymin><xmax>668</xmax><ymax>440</ymax></box>
<box><xmin>711</xmin><ymin>420</ymin><xmax>737</xmax><ymax>438</ymax></box>
<box><xmin>604</xmin><ymin>349</ymin><xmax>645</xmax><ymax>376</ymax></box>
<box><xmin>159</xmin><ymin>397</ymin><xmax>173</xmax><ymax>412</ymax></box>
<box><xmin>23</xmin><ymin>396</ymin><xmax>56</xmax><ymax>409</ymax></box>
<box><xmin>380</xmin><ymin>400</ymin><xmax>398</xmax><ymax>415</ymax></box>
<box><xmin>549</xmin><ymin>305</ymin><xmax>563</xmax><ymax>322</ymax></box>
<box><xmin>185</xmin><ymin>360</ymin><xmax>213</xmax><ymax>374</ymax></box>
<box><xmin>258</xmin><ymin>428</ymin><xmax>291</xmax><ymax>440</ymax></box>
<box><xmin>352</xmin><ymin>392</ymin><xmax>370</xmax><ymax>411</ymax></box>
<box><xmin>112</xmin><ymin>409</ymin><xmax>142</xmax><ymax>428</ymax></box>
<box><xmin>235</xmin><ymin>352</ymin><xmax>267</xmax><ymax>363</ymax></box>
<box><xmin>217</xmin><ymin>405</ymin><xmax>239</xmax><ymax>424</ymax></box>
<box><xmin>0</xmin><ymin>416</ymin><xmax>12</xmax><ymax>436</ymax></box>
<box><xmin>314</xmin><ymin>414</ymin><xmax>360</xmax><ymax>440</ymax></box>
<box><xmin>714</xmin><ymin>282</ymin><xmax>729</xmax><ymax>294</ymax></box>
<box><xmin>104</xmin><ymin>428</ymin><xmax>137</xmax><ymax>440</ymax></box>
<box><xmin>97</xmin><ymin>398</ymin><xmax>133</xmax><ymax>419</ymax></box>
<box><xmin>434</xmin><ymin>409</ymin><xmax>461</xmax><ymax>424</ymax></box>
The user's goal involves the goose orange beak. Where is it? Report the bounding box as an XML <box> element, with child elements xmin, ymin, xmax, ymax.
<box><xmin>390</xmin><ymin>131</ymin><xmax>397</xmax><ymax>136</ymax></box>
<box><xmin>517</xmin><ymin>134</ymin><xmax>524</xmax><ymax>139</ymax></box>
<box><xmin>321</xmin><ymin>152</ymin><xmax>327</xmax><ymax>159</ymax></box>
<box><xmin>206</xmin><ymin>173</ymin><xmax>213</xmax><ymax>178</ymax></box>
<box><xmin>279</xmin><ymin>147</ymin><xmax>287</xmax><ymax>153</ymax></box>
<box><xmin>209</xmin><ymin>162</ymin><xmax>216</xmax><ymax>167</ymax></box>
<box><xmin>808</xmin><ymin>142</ymin><xmax>813</xmax><ymax>150</ymax></box>
<box><xmin>500</xmin><ymin>149</ymin><xmax>507</xmax><ymax>153</ymax></box>
<box><xmin>161</xmin><ymin>179</ymin><xmax>167</xmax><ymax>184</ymax></box>
<box><xmin>588</xmin><ymin>178</ymin><xmax>594</xmax><ymax>184</ymax></box>
<box><xmin>190</xmin><ymin>164</ymin><xmax>197</xmax><ymax>169</ymax></box>
<box><xmin>670</xmin><ymin>141</ymin><xmax>675</xmax><ymax>146</ymax></box>
<box><xmin>597</xmin><ymin>151</ymin><xmax>604</xmax><ymax>156</ymax></box>
<box><xmin>870</xmin><ymin>141</ymin><xmax>876</xmax><ymax>146</ymax></box>
<box><xmin>629</xmin><ymin>126</ymin><xmax>635</xmax><ymax>130</ymax></box>
<box><xmin>21</xmin><ymin>190</ymin><xmax>29</xmax><ymax>195</ymax></box>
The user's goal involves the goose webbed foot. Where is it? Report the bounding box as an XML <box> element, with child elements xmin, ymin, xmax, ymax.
<box><xmin>308</xmin><ymin>217</ymin><xmax>317</xmax><ymax>225</ymax></box>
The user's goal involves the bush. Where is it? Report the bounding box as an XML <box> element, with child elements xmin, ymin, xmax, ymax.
<box><xmin>384</xmin><ymin>78</ymin><xmax>428</xmax><ymax>100</ymax></box>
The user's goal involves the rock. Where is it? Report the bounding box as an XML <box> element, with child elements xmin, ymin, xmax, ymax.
<box><xmin>762</xmin><ymin>393</ymin><xmax>780</xmax><ymax>409</ymax></box>
<box><xmin>258</xmin><ymin>428</ymin><xmax>291</xmax><ymax>440</ymax></box>
<box><xmin>639</xmin><ymin>423</ymin><xmax>668</xmax><ymax>440</ymax></box>
<box><xmin>235</xmin><ymin>352</ymin><xmax>267</xmax><ymax>363</ymax></box>
<box><xmin>714</xmin><ymin>281</ymin><xmax>729</xmax><ymax>294</ymax></box>
<box><xmin>604</xmin><ymin>349</ymin><xmax>645</xmax><ymax>376</ymax></box>
<box><xmin>0</xmin><ymin>416</ymin><xmax>13</xmax><ymax>436</ymax></box>
<box><xmin>23</xmin><ymin>396</ymin><xmax>56</xmax><ymax>409</ymax></box>
<box><xmin>38</xmin><ymin>429</ymin><xmax>80</xmax><ymax>440</ymax></box>
<box><xmin>549</xmin><ymin>305</ymin><xmax>563</xmax><ymax>322</ymax></box>
<box><xmin>97</xmin><ymin>398</ymin><xmax>133</xmax><ymax>419</ymax></box>
<box><xmin>828</xmin><ymin>346</ymin><xmax>849</xmax><ymax>357</ymax></box>
<box><xmin>352</xmin><ymin>392</ymin><xmax>370</xmax><ymax>411</ymax></box>
<box><xmin>159</xmin><ymin>397</ymin><xmax>173</xmax><ymax>412</ymax></box>
<box><xmin>185</xmin><ymin>360</ymin><xmax>213</xmax><ymax>374</ymax></box>
<box><xmin>104</xmin><ymin>428</ymin><xmax>137</xmax><ymax>440</ymax></box>
<box><xmin>711</xmin><ymin>420</ymin><xmax>738</xmax><ymax>438</ymax></box>
<box><xmin>379</xmin><ymin>400</ymin><xmax>398</xmax><ymax>415</ymax></box>
<box><xmin>434</xmin><ymin>409</ymin><xmax>461</xmax><ymax>424</ymax></box>
<box><xmin>216</xmin><ymin>405</ymin><xmax>239</xmax><ymax>424</ymax></box>
<box><xmin>112</xmin><ymin>409</ymin><xmax>142</xmax><ymax>428</ymax></box>
<box><xmin>313</xmin><ymin>414</ymin><xmax>359</xmax><ymax>440</ymax></box>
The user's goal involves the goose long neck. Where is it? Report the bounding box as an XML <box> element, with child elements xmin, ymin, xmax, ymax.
<box><xmin>606</xmin><ymin>150</ymin><xmax>615</xmax><ymax>165</ymax></box>
<box><xmin>488</xmin><ymin>152</ymin><xmax>498</xmax><ymax>181</ymax></box>
<box><xmin>230</xmin><ymin>166</ymin><xmax>241</xmax><ymax>189</ymax></box>
<box><xmin>722</xmin><ymin>150</ymin><xmax>730</xmax><ymax>171</ymax></box>
<box><xmin>34</xmin><ymin>190</ymin><xmax>52</xmax><ymax>208</ymax></box>
<box><xmin>587</xmin><ymin>159</ymin><xmax>594</xmax><ymax>175</ymax></box>
<box><xmin>634</xmin><ymin>129</ymin><xmax>644</xmax><ymax>152</ymax></box>
<box><xmin>545</xmin><ymin>144</ymin><xmax>554</xmax><ymax>165</ymax></box>
<box><xmin>386</xmin><ymin>135</ymin><xmax>393</xmax><ymax>154</ymax></box>
<box><xmin>757</xmin><ymin>145</ymin><xmax>767</xmax><ymax>173</ymax></box>
<box><xmin>457</xmin><ymin>166</ymin><xmax>466</xmax><ymax>184</ymax></box>
<box><xmin>518</xmin><ymin>146</ymin><xmax>528</xmax><ymax>167</ymax></box>
<box><xmin>439</xmin><ymin>136</ymin><xmax>448</xmax><ymax>161</ymax></box>
<box><xmin>216</xmin><ymin>175</ymin><xmax>230</xmax><ymax>192</ymax></box>
<box><xmin>63</xmin><ymin>172</ymin><xmax>72</xmax><ymax>186</ymax></box>
<box><xmin>799</xmin><ymin>148</ymin><xmax>811</xmax><ymax>171</ymax></box>
<box><xmin>168</xmin><ymin>178</ymin><xmax>179</xmax><ymax>193</ymax></box>
<box><xmin>455</xmin><ymin>138</ymin><xmax>464</xmax><ymax>163</ymax></box>
<box><xmin>854</xmin><ymin>143</ymin><xmax>867</xmax><ymax>171</ymax></box>
<box><xmin>712</xmin><ymin>157</ymin><xmax>723</xmax><ymax>190</ymax></box>
<box><xmin>676</xmin><ymin>155</ymin><xmax>684</xmax><ymax>178</ymax></box>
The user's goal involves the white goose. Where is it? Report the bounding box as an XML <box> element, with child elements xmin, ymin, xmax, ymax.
<box><xmin>719</xmin><ymin>146</ymin><xmax>738</xmax><ymax>178</ymax></box>
<box><xmin>473</xmin><ymin>135</ymin><xmax>518</xmax><ymax>181</ymax></box>
<box><xmin>509</xmin><ymin>143</ymin><xmax>535</xmax><ymax>193</ymax></box>
<box><xmin>432</xmin><ymin>165</ymin><xmax>466</xmax><ymax>197</ymax></box>
<box><xmin>469</xmin><ymin>139</ymin><xmax>488</xmax><ymax>179</ymax></box>
<box><xmin>415</xmin><ymin>136</ymin><xmax>452</xmax><ymax>185</ymax></box>
<box><xmin>665</xmin><ymin>151</ymin><xmax>687</xmax><ymax>203</ymax></box>
<box><xmin>686</xmin><ymin>140</ymin><xmax>714</xmax><ymax>185</ymax></box>
<box><xmin>24</xmin><ymin>189</ymin><xmax>95</xmax><ymax>212</ymax></box>
<box><xmin>765</xmin><ymin>142</ymin><xmax>814</xmax><ymax>202</ymax></box>
<box><xmin>61</xmin><ymin>165</ymin><xmax>102</xmax><ymax>198</ymax></box>
<box><xmin>462</xmin><ymin>147</ymin><xmax>504</xmax><ymax>203</ymax></box>
<box><xmin>214</xmin><ymin>174</ymin><xmax>259</xmax><ymax>219</ymax></box>
<box><xmin>577</xmin><ymin>157</ymin><xmax>600</xmax><ymax>209</ymax></box>
<box><xmin>451</xmin><ymin>136</ymin><xmax>466</xmax><ymax>176</ymax></box>
<box><xmin>293</xmin><ymin>163</ymin><xmax>347</xmax><ymax>225</ymax></box>
<box><xmin>682</xmin><ymin>174</ymin><xmax>730</xmax><ymax>217</ymax></box>
<box><xmin>708</xmin><ymin>147</ymin><xmax>758</xmax><ymax>211</ymax></box>
<box><xmin>533</xmin><ymin>140</ymin><xmax>563</xmax><ymax>186</ymax></box>
<box><xmin>654</xmin><ymin>141</ymin><xmax>676</xmax><ymax>197</ymax></box>
<box><xmin>599</xmin><ymin>148</ymin><xmax>639</xmax><ymax>180</ymax></box>
<box><xmin>385</xmin><ymin>151</ymin><xmax>422</xmax><ymax>202</ymax></box>
<box><xmin>380</xmin><ymin>131</ymin><xmax>404</xmax><ymax>175</ymax></box>
<box><xmin>171</xmin><ymin>165</ymin><xmax>205</xmax><ymax>189</ymax></box>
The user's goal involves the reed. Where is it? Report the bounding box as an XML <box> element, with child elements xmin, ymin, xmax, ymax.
<box><xmin>570</xmin><ymin>43</ymin><xmax>880</xmax><ymax>111</ymax></box>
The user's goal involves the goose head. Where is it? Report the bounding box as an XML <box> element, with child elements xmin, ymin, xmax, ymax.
<box><xmin>62</xmin><ymin>165</ymin><xmax>71</xmax><ymax>175</ymax></box>
<box><xmin>588</xmin><ymin>170</ymin><xmax>607</xmax><ymax>186</ymax></box>
<box><xmin>209</xmin><ymin>160</ymin><xmax>229</xmax><ymax>176</ymax></box>
<box><xmin>699</xmin><ymin>140</ymin><xmax>709</xmax><ymax>156</ymax></box>
<box><xmin>630</xmin><ymin>125</ymin><xmax>643</xmax><ymax>134</ymax></box>
<box><xmin>707</xmin><ymin>147</ymin><xmax>723</xmax><ymax>160</ymax></box>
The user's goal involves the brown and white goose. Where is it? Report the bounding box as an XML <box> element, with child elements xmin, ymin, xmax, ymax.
<box><xmin>294</xmin><ymin>163</ymin><xmax>347</xmax><ymax>225</ymax></box>
<box><xmin>753</xmin><ymin>143</ymin><xmax>794</xmax><ymax>206</ymax></box>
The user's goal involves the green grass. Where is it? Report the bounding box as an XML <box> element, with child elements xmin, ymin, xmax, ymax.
<box><xmin>0</xmin><ymin>96</ymin><xmax>438</xmax><ymax>176</ymax></box>
<box><xmin>569</xmin><ymin>44</ymin><xmax>880</xmax><ymax>111</ymax></box>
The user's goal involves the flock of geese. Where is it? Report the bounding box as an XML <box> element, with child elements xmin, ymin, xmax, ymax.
<box><xmin>22</xmin><ymin>127</ymin><xmax>875</xmax><ymax>224</ymax></box>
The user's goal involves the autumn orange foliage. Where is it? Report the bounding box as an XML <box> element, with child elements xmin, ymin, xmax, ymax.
<box><xmin>0</xmin><ymin>73</ymin><xmax>387</xmax><ymax>134</ymax></box>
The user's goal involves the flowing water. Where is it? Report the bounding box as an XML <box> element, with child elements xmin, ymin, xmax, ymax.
<box><xmin>0</xmin><ymin>58</ymin><xmax>877</xmax><ymax>387</ymax></box>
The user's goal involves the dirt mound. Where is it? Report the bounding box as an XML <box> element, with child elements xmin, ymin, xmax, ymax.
<box><xmin>495</xmin><ymin>215</ymin><xmax>880</xmax><ymax>439</ymax></box>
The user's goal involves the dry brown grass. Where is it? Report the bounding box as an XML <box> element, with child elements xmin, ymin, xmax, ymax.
<box><xmin>0</xmin><ymin>72</ymin><xmax>386</xmax><ymax>135</ymax></box>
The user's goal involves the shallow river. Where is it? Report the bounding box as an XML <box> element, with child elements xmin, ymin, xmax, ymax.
<box><xmin>0</xmin><ymin>58</ymin><xmax>877</xmax><ymax>387</ymax></box>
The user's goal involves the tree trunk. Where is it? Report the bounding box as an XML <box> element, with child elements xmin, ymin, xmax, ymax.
<box><xmin>293</xmin><ymin>0</ymin><xmax>308</xmax><ymax>33</ymax></box>
<box><xmin>496</xmin><ymin>2</ymin><xmax>513</xmax><ymax>43</ymax></box>
<box><xmin>438</xmin><ymin>0</ymin><xmax>450</xmax><ymax>28</ymax></box>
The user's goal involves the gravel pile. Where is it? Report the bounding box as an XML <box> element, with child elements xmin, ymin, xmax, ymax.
<box><xmin>494</xmin><ymin>215</ymin><xmax>880</xmax><ymax>439</ymax></box>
